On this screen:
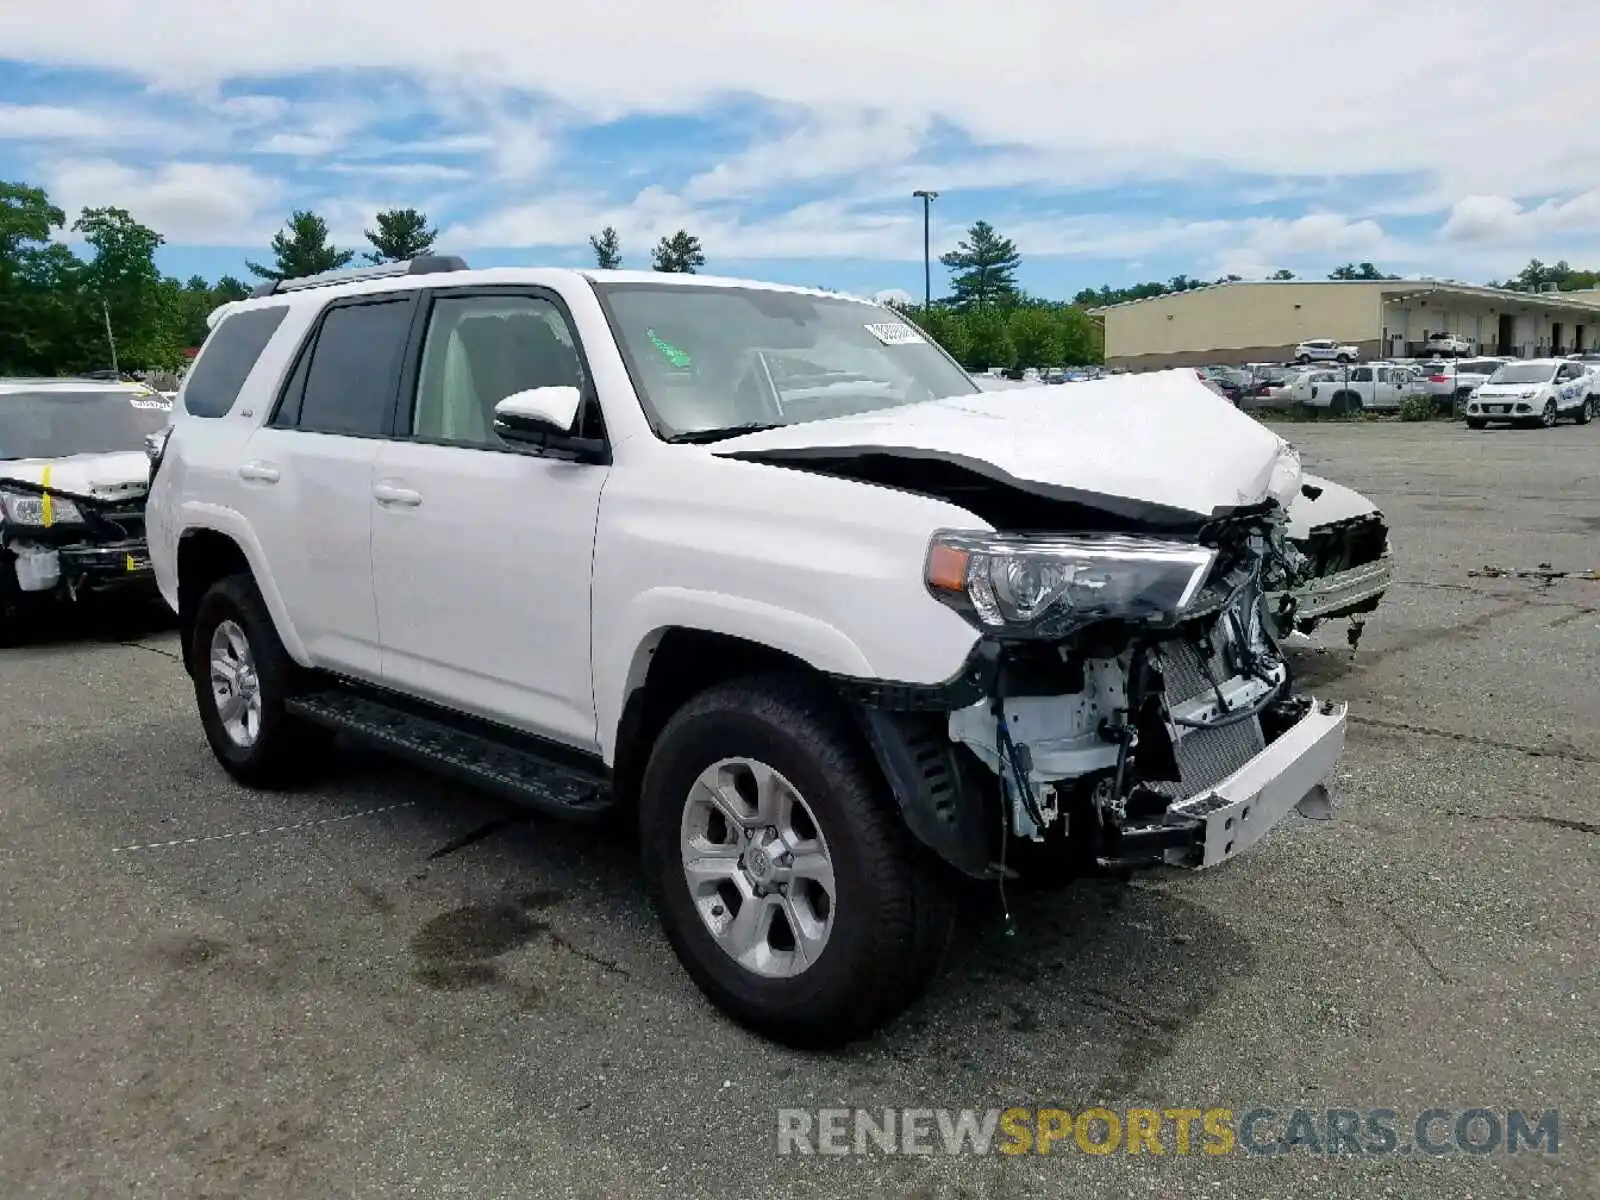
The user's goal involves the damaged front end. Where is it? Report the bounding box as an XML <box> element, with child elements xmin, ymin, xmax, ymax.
<box><xmin>851</xmin><ymin>501</ymin><xmax>1347</xmax><ymax>882</ymax></box>
<box><xmin>0</xmin><ymin>477</ymin><xmax>154</xmax><ymax>607</ymax></box>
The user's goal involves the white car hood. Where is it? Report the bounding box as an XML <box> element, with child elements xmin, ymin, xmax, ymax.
<box><xmin>0</xmin><ymin>451</ymin><xmax>151</xmax><ymax>502</ymax></box>
<box><xmin>712</xmin><ymin>369</ymin><xmax>1303</xmax><ymax>521</ymax></box>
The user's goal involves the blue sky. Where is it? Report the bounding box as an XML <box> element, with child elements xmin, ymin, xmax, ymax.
<box><xmin>2</xmin><ymin>1</ymin><xmax>1597</xmax><ymax>301</ymax></box>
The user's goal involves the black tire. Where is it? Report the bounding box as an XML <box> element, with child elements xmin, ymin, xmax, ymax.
<box><xmin>639</xmin><ymin>672</ymin><xmax>954</xmax><ymax>1048</ymax></box>
<box><xmin>1335</xmin><ymin>353</ymin><xmax>1351</xmax><ymax>363</ymax></box>
<box><xmin>190</xmin><ymin>572</ymin><xmax>330</xmax><ymax>788</ymax></box>
<box><xmin>1329</xmin><ymin>391</ymin><xmax>1361</xmax><ymax>416</ymax></box>
<box><xmin>1539</xmin><ymin>399</ymin><xmax>1557</xmax><ymax>428</ymax></box>
<box><xmin>1296</xmin><ymin>354</ymin><xmax>1310</xmax><ymax>364</ymax></box>
<box><xmin>1466</xmin><ymin>418</ymin><xmax>1487</xmax><ymax>430</ymax></box>
<box><xmin>1576</xmin><ymin>397</ymin><xmax>1593</xmax><ymax>425</ymax></box>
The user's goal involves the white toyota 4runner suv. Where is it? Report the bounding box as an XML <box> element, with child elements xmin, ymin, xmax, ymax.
<box><xmin>148</xmin><ymin>257</ymin><xmax>1349</xmax><ymax>1047</ymax></box>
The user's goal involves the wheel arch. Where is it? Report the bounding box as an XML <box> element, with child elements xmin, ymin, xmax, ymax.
<box><xmin>175</xmin><ymin>518</ymin><xmax>309</xmax><ymax>672</ymax></box>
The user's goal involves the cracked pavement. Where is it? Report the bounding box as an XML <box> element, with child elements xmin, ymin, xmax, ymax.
<box><xmin>1</xmin><ymin>419</ymin><xmax>1597</xmax><ymax>1198</ymax></box>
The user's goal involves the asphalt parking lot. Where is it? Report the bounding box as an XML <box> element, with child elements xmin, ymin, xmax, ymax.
<box><xmin>3</xmin><ymin>420</ymin><xmax>1597</xmax><ymax>1199</ymax></box>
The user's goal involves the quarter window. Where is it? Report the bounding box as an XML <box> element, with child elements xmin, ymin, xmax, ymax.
<box><xmin>182</xmin><ymin>305</ymin><xmax>288</xmax><ymax>418</ymax></box>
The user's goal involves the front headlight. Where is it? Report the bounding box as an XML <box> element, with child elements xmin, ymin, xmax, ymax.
<box><xmin>0</xmin><ymin>489</ymin><xmax>84</xmax><ymax>527</ymax></box>
<box><xmin>924</xmin><ymin>531</ymin><xmax>1218</xmax><ymax>639</ymax></box>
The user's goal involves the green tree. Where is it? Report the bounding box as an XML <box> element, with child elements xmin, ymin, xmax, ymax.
<box><xmin>590</xmin><ymin>226</ymin><xmax>622</xmax><ymax>269</ymax></box>
<box><xmin>1329</xmin><ymin>261</ymin><xmax>1398</xmax><ymax>281</ymax></box>
<box><xmin>651</xmin><ymin>229</ymin><xmax>705</xmax><ymax>273</ymax></box>
<box><xmin>247</xmin><ymin>210</ymin><xmax>354</xmax><ymax>281</ymax></box>
<box><xmin>0</xmin><ymin>181</ymin><xmax>79</xmax><ymax>373</ymax></box>
<box><xmin>362</xmin><ymin>208</ymin><xmax>437</xmax><ymax>263</ymax></box>
<box><xmin>1270</xmin><ymin>268</ymin><xmax>1296</xmax><ymax>280</ymax></box>
<box><xmin>1007</xmin><ymin>306</ymin><xmax>1062</xmax><ymax>371</ymax></box>
<box><xmin>73</xmin><ymin>206</ymin><xmax>183</xmax><ymax>369</ymax></box>
<box><xmin>214</xmin><ymin>275</ymin><xmax>251</xmax><ymax>303</ymax></box>
<box><xmin>939</xmin><ymin>220</ymin><xmax>1021</xmax><ymax>311</ymax></box>
<box><xmin>961</xmin><ymin>306</ymin><xmax>1016</xmax><ymax>371</ymax></box>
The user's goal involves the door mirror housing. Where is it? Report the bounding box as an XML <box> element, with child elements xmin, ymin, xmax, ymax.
<box><xmin>494</xmin><ymin>386</ymin><xmax>582</xmax><ymax>439</ymax></box>
<box><xmin>492</xmin><ymin>386</ymin><xmax>608</xmax><ymax>463</ymax></box>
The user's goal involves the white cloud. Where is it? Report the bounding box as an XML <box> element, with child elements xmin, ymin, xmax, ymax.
<box><xmin>4</xmin><ymin>0</ymin><xmax>1596</xmax><ymax>198</ymax></box>
<box><xmin>684</xmin><ymin>108</ymin><xmax>927</xmax><ymax>201</ymax></box>
<box><xmin>41</xmin><ymin>159</ymin><xmax>284</xmax><ymax>245</ymax></box>
<box><xmin>1441</xmin><ymin>192</ymin><xmax>1600</xmax><ymax>244</ymax></box>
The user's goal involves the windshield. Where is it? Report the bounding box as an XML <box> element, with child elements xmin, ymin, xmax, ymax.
<box><xmin>0</xmin><ymin>388</ymin><xmax>171</xmax><ymax>460</ymax></box>
<box><xmin>1487</xmin><ymin>362</ymin><xmax>1558</xmax><ymax>385</ymax></box>
<box><xmin>1458</xmin><ymin>359</ymin><xmax>1502</xmax><ymax>374</ymax></box>
<box><xmin>591</xmin><ymin>283</ymin><xmax>979</xmax><ymax>439</ymax></box>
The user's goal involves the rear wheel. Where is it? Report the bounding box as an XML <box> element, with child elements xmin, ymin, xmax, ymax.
<box><xmin>639</xmin><ymin>673</ymin><xmax>953</xmax><ymax>1048</ymax></box>
<box><xmin>1576</xmin><ymin>397</ymin><xmax>1594</xmax><ymax>425</ymax></box>
<box><xmin>1329</xmin><ymin>391</ymin><xmax>1362</xmax><ymax>416</ymax></box>
<box><xmin>190</xmin><ymin>573</ymin><xmax>331</xmax><ymax>787</ymax></box>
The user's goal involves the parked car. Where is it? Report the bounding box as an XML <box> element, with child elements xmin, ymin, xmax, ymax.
<box><xmin>1266</xmin><ymin>367</ymin><xmax>1340</xmax><ymax>405</ymax></box>
<box><xmin>1305</xmin><ymin>362</ymin><xmax>1424</xmax><ymax>413</ymax></box>
<box><xmin>1423</xmin><ymin>332</ymin><xmax>1474</xmax><ymax>357</ymax></box>
<box><xmin>1419</xmin><ymin>357</ymin><xmax>1510</xmax><ymax>413</ymax></box>
<box><xmin>0</xmin><ymin>377</ymin><xmax>170</xmax><ymax>636</ymax></box>
<box><xmin>147</xmin><ymin>258</ymin><xmax>1352</xmax><ymax>1048</ymax></box>
<box><xmin>1463</xmin><ymin>359</ymin><xmax>1595</xmax><ymax>428</ymax></box>
<box><xmin>1294</xmin><ymin>339</ymin><xmax>1359</xmax><ymax>364</ymax></box>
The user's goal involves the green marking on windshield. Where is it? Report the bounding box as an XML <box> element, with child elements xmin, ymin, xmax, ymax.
<box><xmin>646</xmin><ymin>328</ymin><xmax>693</xmax><ymax>368</ymax></box>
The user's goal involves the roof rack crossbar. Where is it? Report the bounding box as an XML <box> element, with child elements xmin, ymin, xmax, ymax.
<box><xmin>248</xmin><ymin>254</ymin><xmax>470</xmax><ymax>298</ymax></box>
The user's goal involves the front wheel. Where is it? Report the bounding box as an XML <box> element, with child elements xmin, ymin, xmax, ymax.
<box><xmin>1539</xmin><ymin>399</ymin><xmax>1557</xmax><ymax>428</ymax></box>
<box><xmin>1576</xmin><ymin>397</ymin><xmax>1594</xmax><ymax>425</ymax></box>
<box><xmin>190</xmin><ymin>573</ymin><xmax>331</xmax><ymax>787</ymax></box>
<box><xmin>639</xmin><ymin>674</ymin><xmax>953</xmax><ymax>1048</ymax></box>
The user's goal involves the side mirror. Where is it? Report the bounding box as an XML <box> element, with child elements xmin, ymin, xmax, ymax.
<box><xmin>494</xmin><ymin>386</ymin><xmax>582</xmax><ymax>441</ymax></box>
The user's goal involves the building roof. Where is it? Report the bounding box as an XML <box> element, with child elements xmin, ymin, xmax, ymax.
<box><xmin>1088</xmin><ymin>278</ymin><xmax>1600</xmax><ymax>316</ymax></box>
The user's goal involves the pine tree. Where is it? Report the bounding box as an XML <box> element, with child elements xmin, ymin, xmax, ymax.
<box><xmin>939</xmin><ymin>220</ymin><xmax>1021</xmax><ymax>311</ymax></box>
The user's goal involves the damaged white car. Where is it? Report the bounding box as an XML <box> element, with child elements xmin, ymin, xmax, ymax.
<box><xmin>149</xmin><ymin>261</ymin><xmax>1355</xmax><ymax>1048</ymax></box>
<box><xmin>0</xmin><ymin>377</ymin><xmax>170</xmax><ymax>636</ymax></box>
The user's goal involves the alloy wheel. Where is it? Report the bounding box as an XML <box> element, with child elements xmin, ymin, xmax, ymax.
<box><xmin>679</xmin><ymin>757</ymin><xmax>836</xmax><ymax>979</ymax></box>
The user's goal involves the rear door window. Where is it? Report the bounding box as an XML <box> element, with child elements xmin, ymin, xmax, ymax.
<box><xmin>182</xmin><ymin>305</ymin><xmax>289</xmax><ymax>418</ymax></box>
<box><xmin>274</xmin><ymin>298</ymin><xmax>415</xmax><ymax>436</ymax></box>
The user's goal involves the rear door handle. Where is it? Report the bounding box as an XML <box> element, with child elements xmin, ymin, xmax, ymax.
<box><xmin>238</xmin><ymin>461</ymin><xmax>280</xmax><ymax>483</ymax></box>
<box><xmin>373</xmin><ymin>482</ymin><xmax>422</xmax><ymax>507</ymax></box>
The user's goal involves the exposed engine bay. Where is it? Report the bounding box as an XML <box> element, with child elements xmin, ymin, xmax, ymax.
<box><xmin>939</xmin><ymin>499</ymin><xmax>1328</xmax><ymax>874</ymax></box>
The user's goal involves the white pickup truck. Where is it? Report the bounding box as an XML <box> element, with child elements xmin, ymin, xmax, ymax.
<box><xmin>1305</xmin><ymin>363</ymin><xmax>1424</xmax><ymax>413</ymax></box>
<box><xmin>147</xmin><ymin>259</ymin><xmax>1353</xmax><ymax>1047</ymax></box>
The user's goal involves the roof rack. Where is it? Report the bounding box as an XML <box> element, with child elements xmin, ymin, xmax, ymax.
<box><xmin>249</xmin><ymin>254</ymin><xmax>470</xmax><ymax>298</ymax></box>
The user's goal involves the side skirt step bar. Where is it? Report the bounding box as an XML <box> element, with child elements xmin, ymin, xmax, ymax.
<box><xmin>286</xmin><ymin>689</ymin><xmax>613</xmax><ymax>819</ymax></box>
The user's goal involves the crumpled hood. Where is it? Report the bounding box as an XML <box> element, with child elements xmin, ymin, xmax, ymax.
<box><xmin>0</xmin><ymin>451</ymin><xmax>151</xmax><ymax>503</ymax></box>
<box><xmin>713</xmin><ymin>368</ymin><xmax>1303</xmax><ymax>520</ymax></box>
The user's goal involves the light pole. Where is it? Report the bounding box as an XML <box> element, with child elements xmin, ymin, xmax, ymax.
<box><xmin>912</xmin><ymin>190</ymin><xmax>938</xmax><ymax>311</ymax></box>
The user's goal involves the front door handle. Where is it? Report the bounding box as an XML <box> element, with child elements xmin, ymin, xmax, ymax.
<box><xmin>373</xmin><ymin>482</ymin><xmax>422</xmax><ymax>507</ymax></box>
<box><xmin>238</xmin><ymin>461</ymin><xmax>280</xmax><ymax>483</ymax></box>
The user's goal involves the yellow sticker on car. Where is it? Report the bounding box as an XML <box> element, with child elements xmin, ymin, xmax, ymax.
<box><xmin>40</xmin><ymin>463</ymin><xmax>53</xmax><ymax>527</ymax></box>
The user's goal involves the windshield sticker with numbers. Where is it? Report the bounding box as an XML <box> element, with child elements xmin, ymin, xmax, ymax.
<box><xmin>864</xmin><ymin>323</ymin><xmax>927</xmax><ymax>346</ymax></box>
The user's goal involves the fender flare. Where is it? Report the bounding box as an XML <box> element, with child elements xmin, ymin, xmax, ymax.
<box><xmin>177</xmin><ymin>502</ymin><xmax>312</xmax><ymax>666</ymax></box>
<box><xmin>595</xmin><ymin>586</ymin><xmax>875</xmax><ymax>763</ymax></box>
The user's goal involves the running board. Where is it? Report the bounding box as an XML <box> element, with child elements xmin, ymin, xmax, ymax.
<box><xmin>286</xmin><ymin>689</ymin><xmax>613</xmax><ymax>818</ymax></box>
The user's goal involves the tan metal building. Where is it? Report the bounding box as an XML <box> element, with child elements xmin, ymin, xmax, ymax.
<box><xmin>1091</xmin><ymin>280</ymin><xmax>1600</xmax><ymax>371</ymax></box>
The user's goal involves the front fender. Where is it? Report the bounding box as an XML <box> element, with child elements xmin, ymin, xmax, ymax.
<box><xmin>594</xmin><ymin>586</ymin><xmax>876</xmax><ymax>763</ymax></box>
